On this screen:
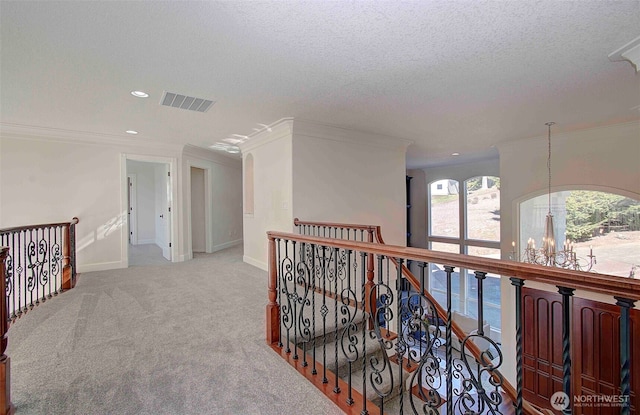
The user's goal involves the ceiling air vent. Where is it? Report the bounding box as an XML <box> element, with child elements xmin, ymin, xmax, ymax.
<box><xmin>160</xmin><ymin>91</ymin><xmax>215</xmax><ymax>113</ymax></box>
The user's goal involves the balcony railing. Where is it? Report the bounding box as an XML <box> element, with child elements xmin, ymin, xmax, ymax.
<box><xmin>0</xmin><ymin>218</ymin><xmax>80</xmax><ymax>415</ymax></box>
<box><xmin>266</xmin><ymin>219</ymin><xmax>640</xmax><ymax>415</ymax></box>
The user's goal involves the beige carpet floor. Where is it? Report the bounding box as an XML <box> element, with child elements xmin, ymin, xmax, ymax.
<box><xmin>6</xmin><ymin>245</ymin><xmax>344</xmax><ymax>415</ymax></box>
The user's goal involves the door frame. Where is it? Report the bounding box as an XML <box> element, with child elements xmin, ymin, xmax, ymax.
<box><xmin>186</xmin><ymin>161</ymin><xmax>212</xmax><ymax>259</ymax></box>
<box><xmin>121</xmin><ymin>154</ymin><xmax>178</xmax><ymax>267</ymax></box>
<box><xmin>127</xmin><ymin>174</ymin><xmax>138</xmax><ymax>245</ymax></box>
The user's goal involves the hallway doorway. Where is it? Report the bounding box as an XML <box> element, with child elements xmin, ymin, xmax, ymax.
<box><xmin>122</xmin><ymin>154</ymin><xmax>177</xmax><ymax>267</ymax></box>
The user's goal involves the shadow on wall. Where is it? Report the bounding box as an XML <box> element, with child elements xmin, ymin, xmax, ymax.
<box><xmin>77</xmin><ymin>212</ymin><xmax>126</xmax><ymax>253</ymax></box>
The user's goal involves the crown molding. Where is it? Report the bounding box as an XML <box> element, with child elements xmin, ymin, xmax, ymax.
<box><xmin>292</xmin><ymin>119</ymin><xmax>414</xmax><ymax>150</ymax></box>
<box><xmin>182</xmin><ymin>144</ymin><xmax>242</xmax><ymax>168</ymax></box>
<box><xmin>238</xmin><ymin>118</ymin><xmax>294</xmax><ymax>153</ymax></box>
<box><xmin>238</xmin><ymin>117</ymin><xmax>413</xmax><ymax>154</ymax></box>
<box><xmin>0</xmin><ymin>122</ymin><xmax>183</xmax><ymax>153</ymax></box>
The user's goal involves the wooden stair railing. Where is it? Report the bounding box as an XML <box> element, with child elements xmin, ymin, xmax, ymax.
<box><xmin>0</xmin><ymin>218</ymin><xmax>80</xmax><ymax>415</ymax></box>
<box><xmin>289</xmin><ymin>218</ymin><xmax>640</xmax><ymax>415</ymax></box>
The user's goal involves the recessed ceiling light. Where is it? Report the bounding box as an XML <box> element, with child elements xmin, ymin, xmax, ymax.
<box><xmin>131</xmin><ymin>90</ymin><xmax>149</xmax><ymax>98</ymax></box>
<box><xmin>452</xmin><ymin>152</ymin><xmax>460</xmax><ymax>156</ymax></box>
<box><xmin>126</xmin><ymin>130</ymin><xmax>138</xmax><ymax>135</ymax></box>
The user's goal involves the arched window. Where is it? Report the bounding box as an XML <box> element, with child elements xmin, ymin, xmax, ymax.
<box><xmin>519</xmin><ymin>190</ymin><xmax>639</xmax><ymax>277</ymax></box>
<box><xmin>244</xmin><ymin>153</ymin><xmax>254</xmax><ymax>214</ymax></box>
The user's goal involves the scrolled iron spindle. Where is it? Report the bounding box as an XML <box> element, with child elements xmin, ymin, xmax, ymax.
<box><xmin>359</xmin><ymin>251</ymin><xmax>368</xmax><ymax>415</ymax></box>
<box><xmin>444</xmin><ymin>265</ymin><xmax>455</xmax><ymax>415</ymax></box>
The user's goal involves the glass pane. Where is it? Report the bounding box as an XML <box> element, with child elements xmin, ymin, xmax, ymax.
<box><xmin>520</xmin><ymin>190</ymin><xmax>640</xmax><ymax>277</ymax></box>
<box><xmin>465</xmin><ymin>176</ymin><xmax>500</xmax><ymax>241</ymax></box>
<box><xmin>467</xmin><ymin>246</ymin><xmax>500</xmax><ymax>259</ymax></box>
<box><xmin>430</xmin><ymin>180</ymin><xmax>459</xmax><ymax>237</ymax></box>
<box><xmin>430</xmin><ymin>242</ymin><xmax>459</xmax><ymax>254</ymax></box>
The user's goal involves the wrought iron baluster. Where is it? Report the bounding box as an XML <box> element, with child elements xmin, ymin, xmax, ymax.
<box><xmin>396</xmin><ymin>258</ymin><xmax>405</xmax><ymax>415</ymax></box>
<box><xmin>557</xmin><ymin>286</ymin><xmax>575</xmax><ymax>415</ymax></box>
<box><xmin>444</xmin><ymin>265</ymin><xmax>455</xmax><ymax>415</ymax></box>
<box><xmin>360</xmin><ymin>251</ymin><xmax>369</xmax><ymax>415</ymax></box>
<box><xmin>281</xmin><ymin>240</ymin><xmax>293</xmax><ymax>354</ymax></box>
<box><xmin>277</xmin><ymin>238</ymin><xmax>283</xmax><ymax>348</ymax></box>
<box><xmin>300</xmin><ymin>242</ymin><xmax>309</xmax><ymax>368</ymax></box>
<box><xmin>47</xmin><ymin>227</ymin><xmax>52</xmax><ymax>299</ymax></box>
<box><xmin>321</xmin><ymin>245</ymin><xmax>328</xmax><ymax>383</ymax></box>
<box><xmin>510</xmin><ymin>277</ymin><xmax>525</xmax><ymax>415</ymax></box>
<box><xmin>27</xmin><ymin>228</ymin><xmax>35</xmax><ymax>310</ymax></box>
<box><xmin>311</xmin><ymin>243</ymin><xmax>317</xmax><ymax>375</ymax></box>
<box><xmin>341</xmin><ymin>248</ymin><xmax>356</xmax><ymax>405</ymax></box>
<box><xmin>70</xmin><ymin>221</ymin><xmax>77</xmax><ymax>285</ymax></box>
<box><xmin>615</xmin><ymin>296</ymin><xmax>636</xmax><ymax>415</ymax></box>
<box><xmin>292</xmin><ymin>241</ymin><xmax>299</xmax><ymax>360</ymax></box>
<box><xmin>333</xmin><ymin>247</ymin><xmax>340</xmax><ymax>393</ymax></box>
<box><xmin>17</xmin><ymin>230</ymin><xmax>23</xmax><ymax>317</ymax></box>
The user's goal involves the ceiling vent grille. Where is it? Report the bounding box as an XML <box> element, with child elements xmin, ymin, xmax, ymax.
<box><xmin>160</xmin><ymin>91</ymin><xmax>215</xmax><ymax>113</ymax></box>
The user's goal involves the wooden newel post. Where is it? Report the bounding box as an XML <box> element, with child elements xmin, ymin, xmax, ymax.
<box><xmin>365</xmin><ymin>227</ymin><xmax>376</xmax><ymax>329</ymax></box>
<box><xmin>62</xmin><ymin>217</ymin><xmax>79</xmax><ymax>291</ymax></box>
<box><xmin>266</xmin><ymin>235</ymin><xmax>280</xmax><ymax>345</ymax></box>
<box><xmin>0</xmin><ymin>247</ymin><xmax>15</xmax><ymax>415</ymax></box>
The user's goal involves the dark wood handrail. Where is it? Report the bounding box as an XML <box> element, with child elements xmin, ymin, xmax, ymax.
<box><xmin>0</xmin><ymin>217</ymin><xmax>79</xmax><ymax>234</ymax></box>
<box><xmin>270</xmin><ymin>230</ymin><xmax>640</xmax><ymax>300</ymax></box>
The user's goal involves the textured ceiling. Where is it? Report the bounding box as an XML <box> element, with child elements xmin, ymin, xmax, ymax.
<box><xmin>1</xmin><ymin>1</ymin><xmax>639</xmax><ymax>168</ymax></box>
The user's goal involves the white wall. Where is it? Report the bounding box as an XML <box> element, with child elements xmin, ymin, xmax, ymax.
<box><xmin>126</xmin><ymin>160</ymin><xmax>158</xmax><ymax>244</ymax></box>
<box><xmin>240</xmin><ymin>119</ymin><xmax>410</xmax><ymax>270</ymax></box>
<box><xmin>291</xmin><ymin>120</ymin><xmax>410</xmax><ymax>247</ymax></box>
<box><xmin>0</xmin><ymin>130</ymin><xmax>181</xmax><ymax>272</ymax></box>
<box><xmin>181</xmin><ymin>145</ymin><xmax>243</xmax><ymax>260</ymax></box>
<box><xmin>240</xmin><ymin>121</ymin><xmax>293</xmax><ymax>270</ymax></box>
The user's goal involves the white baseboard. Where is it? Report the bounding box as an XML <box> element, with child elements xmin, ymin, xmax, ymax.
<box><xmin>136</xmin><ymin>239</ymin><xmax>156</xmax><ymax>245</ymax></box>
<box><xmin>243</xmin><ymin>255</ymin><xmax>267</xmax><ymax>271</ymax></box>
<box><xmin>212</xmin><ymin>239</ymin><xmax>243</xmax><ymax>252</ymax></box>
<box><xmin>77</xmin><ymin>260</ymin><xmax>125</xmax><ymax>273</ymax></box>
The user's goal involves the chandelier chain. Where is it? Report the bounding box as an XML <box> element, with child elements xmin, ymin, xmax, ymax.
<box><xmin>546</xmin><ymin>122</ymin><xmax>555</xmax><ymax>215</ymax></box>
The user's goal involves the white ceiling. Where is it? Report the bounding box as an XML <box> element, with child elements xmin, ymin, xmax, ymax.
<box><xmin>1</xmin><ymin>1</ymin><xmax>639</xmax><ymax>168</ymax></box>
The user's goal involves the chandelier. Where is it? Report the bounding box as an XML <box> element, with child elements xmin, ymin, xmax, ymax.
<box><xmin>519</xmin><ymin>122</ymin><xmax>597</xmax><ymax>271</ymax></box>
